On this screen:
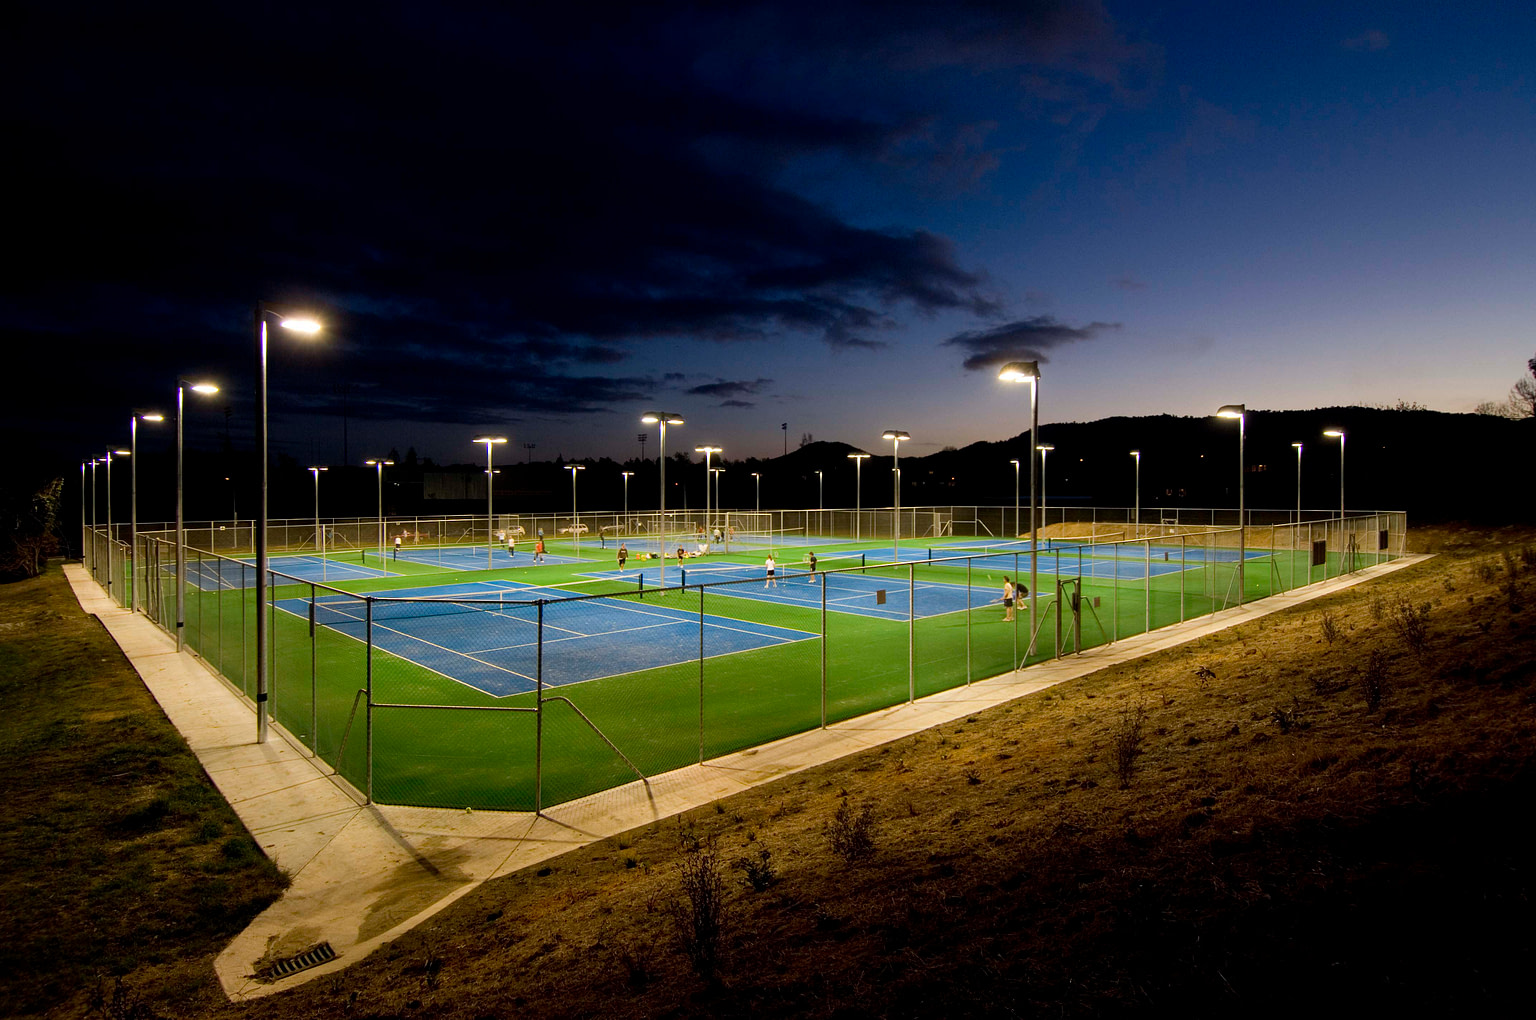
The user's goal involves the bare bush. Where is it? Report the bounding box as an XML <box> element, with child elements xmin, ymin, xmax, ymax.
<box><xmin>732</xmin><ymin>847</ymin><xmax>778</xmax><ymax>892</ymax></box>
<box><xmin>669</xmin><ymin>839</ymin><xmax>729</xmax><ymax>979</ymax></box>
<box><xmin>1113</xmin><ymin>704</ymin><xmax>1149</xmax><ymax>788</ymax></box>
<box><xmin>1387</xmin><ymin>597</ymin><xmax>1432</xmax><ymax>657</ymax></box>
<box><xmin>1361</xmin><ymin>650</ymin><xmax>1389</xmax><ymax>710</ymax></box>
<box><xmin>1319</xmin><ymin>609</ymin><xmax>1341</xmax><ymax>644</ymax></box>
<box><xmin>827</xmin><ymin>798</ymin><xmax>875</xmax><ymax>862</ymax></box>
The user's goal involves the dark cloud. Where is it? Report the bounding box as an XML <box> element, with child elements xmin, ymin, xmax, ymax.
<box><xmin>1112</xmin><ymin>275</ymin><xmax>1146</xmax><ymax>291</ymax></box>
<box><xmin>942</xmin><ymin>316</ymin><xmax>1120</xmax><ymax>371</ymax></box>
<box><xmin>687</xmin><ymin>379</ymin><xmax>775</xmax><ymax>399</ymax></box>
<box><xmin>2</xmin><ymin>1</ymin><xmax>1153</xmax><ymax>460</ymax></box>
<box><xmin>719</xmin><ymin>399</ymin><xmax>755</xmax><ymax>409</ymax></box>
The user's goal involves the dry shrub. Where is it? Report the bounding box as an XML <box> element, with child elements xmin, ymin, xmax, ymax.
<box><xmin>1112</xmin><ymin>704</ymin><xmax>1149</xmax><ymax>788</ymax></box>
<box><xmin>827</xmin><ymin>797</ymin><xmax>875</xmax><ymax>862</ymax></box>
<box><xmin>669</xmin><ymin>838</ymin><xmax>728</xmax><ymax>979</ymax></box>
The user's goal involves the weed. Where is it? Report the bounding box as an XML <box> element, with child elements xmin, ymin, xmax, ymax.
<box><xmin>827</xmin><ymin>797</ymin><xmax>876</xmax><ymax>862</ymax></box>
<box><xmin>88</xmin><ymin>977</ymin><xmax>159</xmax><ymax>1020</ymax></box>
<box><xmin>1475</xmin><ymin>559</ymin><xmax>1499</xmax><ymax>583</ymax></box>
<box><xmin>618</xmin><ymin>945</ymin><xmax>652</xmax><ymax>992</ymax></box>
<box><xmin>1361</xmin><ymin>650</ymin><xmax>1389</xmax><ymax>711</ymax></box>
<box><xmin>1319</xmin><ymin>609</ymin><xmax>1341</xmax><ymax>644</ymax></box>
<box><xmin>1270</xmin><ymin>697</ymin><xmax>1306</xmax><ymax>734</ymax></box>
<box><xmin>1387</xmin><ymin>597</ymin><xmax>1432</xmax><ymax>657</ymax></box>
<box><xmin>964</xmin><ymin>768</ymin><xmax>982</xmax><ymax>785</ymax></box>
<box><xmin>669</xmin><ymin>837</ymin><xmax>728</xmax><ymax>980</ymax></box>
<box><xmin>1370</xmin><ymin>594</ymin><xmax>1385</xmax><ymax>622</ymax></box>
<box><xmin>732</xmin><ymin>847</ymin><xmax>778</xmax><ymax>892</ymax></box>
<box><xmin>1112</xmin><ymin>704</ymin><xmax>1149</xmax><ymax>788</ymax></box>
<box><xmin>421</xmin><ymin>938</ymin><xmax>443</xmax><ymax>991</ymax></box>
<box><xmin>1193</xmin><ymin>665</ymin><xmax>1216</xmax><ymax>687</ymax></box>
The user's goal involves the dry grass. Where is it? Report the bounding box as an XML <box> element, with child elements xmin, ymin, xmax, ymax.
<box><xmin>18</xmin><ymin>526</ymin><xmax>1536</xmax><ymax>1017</ymax></box>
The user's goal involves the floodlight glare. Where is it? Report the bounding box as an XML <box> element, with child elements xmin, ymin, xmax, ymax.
<box><xmin>1323</xmin><ymin>429</ymin><xmax>1344</xmax><ymax>437</ymax></box>
<box><xmin>279</xmin><ymin>317</ymin><xmax>322</xmax><ymax>333</ymax></box>
<box><xmin>114</xmin><ymin>449</ymin><xmax>131</xmax><ymax>456</ymax></box>
<box><xmin>641</xmin><ymin>411</ymin><xmax>685</xmax><ymax>425</ymax></box>
<box><xmin>472</xmin><ymin>436</ymin><xmax>508</xmax><ymax>444</ymax></box>
<box><xmin>1036</xmin><ymin>443</ymin><xmax>1054</xmax><ymax>452</ymax></box>
<box><xmin>997</xmin><ymin>361</ymin><xmax>1040</xmax><ymax>383</ymax></box>
<box><xmin>141</xmin><ymin>413</ymin><xmax>165</xmax><ymax>422</ymax></box>
<box><xmin>881</xmin><ymin>429</ymin><xmax>910</xmax><ymax>441</ymax></box>
<box><xmin>1216</xmin><ymin>404</ymin><xmax>1245</xmax><ymax>419</ymax></box>
<box><xmin>191</xmin><ymin>382</ymin><xmax>220</xmax><ymax>394</ymax></box>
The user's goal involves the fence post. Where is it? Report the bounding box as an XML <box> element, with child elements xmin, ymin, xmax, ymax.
<box><xmin>820</xmin><ymin>573</ymin><xmax>827</xmax><ymax>727</ymax></box>
<box><xmin>698</xmin><ymin>584</ymin><xmax>706</xmax><ymax>763</ymax></box>
<box><xmin>1144</xmin><ymin>540</ymin><xmax>1151</xmax><ymax>634</ymax></box>
<box><xmin>907</xmin><ymin>563</ymin><xmax>915</xmax><ymax>703</ymax></box>
<box><xmin>309</xmin><ymin>582</ymin><xmax>318</xmax><ymax>757</ymax></box>
<box><xmin>536</xmin><ymin>600</ymin><xmax>544</xmax><ymax>814</ymax></box>
<box><xmin>365</xmin><ymin>598</ymin><xmax>373</xmax><ymax>804</ymax></box>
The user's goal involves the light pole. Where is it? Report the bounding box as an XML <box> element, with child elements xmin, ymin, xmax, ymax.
<box><xmin>79</xmin><ymin>461</ymin><xmax>88</xmax><ymax>565</ymax></box>
<box><xmin>847</xmin><ymin>453</ymin><xmax>869</xmax><ymax>540</ymax></box>
<box><xmin>1292</xmin><ymin>442</ymin><xmax>1303</xmax><ymax>524</ymax></box>
<box><xmin>88</xmin><ymin>459</ymin><xmax>99</xmax><ymax>577</ymax></box>
<box><xmin>621</xmin><ymin>470</ymin><xmax>634</xmax><ymax>526</ymax></box>
<box><xmin>175</xmin><ymin>380</ymin><xmax>219</xmax><ymax>650</ymax></box>
<box><xmin>694</xmin><ymin>446</ymin><xmax>721</xmax><ymax>536</ymax></box>
<box><xmin>1036</xmin><ymin>444</ymin><xmax>1054</xmax><ymax>532</ymax></box>
<box><xmin>309</xmin><ymin>467</ymin><xmax>328</xmax><ymax>579</ymax></box>
<box><xmin>365</xmin><ymin>459</ymin><xmax>394</xmax><ymax>562</ymax></box>
<box><xmin>566</xmin><ymin>464</ymin><xmax>585</xmax><ymax>550</ymax></box>
<box><xmin>1323</xmin><ymin>428</ymin><xmax>1346</xmax><ymax>521</ymax></box>
<box><xmin>710</xmin><ymin>467</ymin><xmax>723</xmax><ymax>529</ymax></box>
<box><xmin>1217</xmin><ymin>404</ymin><xmax>1246</xmax><ymax>606</ymax></box>
<box><xmin>751</xmin><ymin>471</ymin><xmax>761</xmax><ymax>513</ymax></box>
<box><xmin>254</xmin><ymin>305</ymin><xmax>322</xmax><ymax>744</ymax></box>
<box><xmin>1129</xmin><ymin>450</ymin><xmax>1141</xmax><ymax>537</ymax></box>
<box><xmin>104</xmin><ymin>447</ymin><xmax>129</xmax><ymax>600</ymax></box>
<box><xmin>881</xmin><ymin>430</ymin><xmax>910</xmax><ymax>563</ymax></box>
<box><xmin>642</xmin><ymin>412</ymin><xmax>685</xmax><ymax>587</ymax></box>
<box><xmin>1010</xmin><ymin>459</ymin><xmax>1021</xmax><ymax>538</ymax></box>
<box><xmin>998</xmin><ymin>361</ymin><xmax>1040</xmax><ymax>654</ymax></box>
<box><xmin>815</xmin><ymin>468</ymin><xmax>824</xmax><ymax>535</ymax></box>
<box><xmin>129</xmin><ymin>412</ymin><xmax>165</xmax><ymax>611</ymax></box>
<box><xmin>473</xmin><ymin>437</ymin><xmax>508</xmax><ymax>568</ymax></box>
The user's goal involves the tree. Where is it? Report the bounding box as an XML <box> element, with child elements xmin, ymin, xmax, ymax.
<box><xmin>0</xmin><ymin>477</ymin><xmax>63</xmax><ymax>581</ymax></box>
<box><xmin>1510</xmin><ymin>352</ymin><xmax>1536</xmax><ymax>418</ymax></box>
<box><xmin>799</xmin><ymin>432</ymin><xmax>813</xmax><ymax>448</ymax></box>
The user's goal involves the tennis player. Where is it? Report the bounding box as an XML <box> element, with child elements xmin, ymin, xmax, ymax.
<box><xmin>1001</xmin><ymin>576</ymin><xmax>1015</xmax><ymax>621</ymax></box>
<box><xmin>506</xmin><ymin>532</ymin><xmax>516</xmax><ymax>558</ymax></box>
<box><xmin>806</xmin><ymin>550</ymin><xmax>818</xmax><ymax>583</ymax></box>
<box><xmin>764</xmin><ymin>554</ymin><xmax>777</xmax><ymax>587</ymax></box>
<box><xmin>393</xmin><ymin>534</ymin><xmax>401</xmax><ymax>560</ymax></box>
<box><xmin>534</xmin><ymin>538</ymin><xmax>545</xmax><ymax>564</ymax></box>
<box><xmin>617</xmin><ymin>543</ymin><xmax>628</xmax><ymax>571</ymax></box>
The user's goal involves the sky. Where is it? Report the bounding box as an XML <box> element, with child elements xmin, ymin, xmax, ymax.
<box><xmin>6</xmin><ymin>0</ymin><xmax>1533</xmax><ymax>472</ymax></box>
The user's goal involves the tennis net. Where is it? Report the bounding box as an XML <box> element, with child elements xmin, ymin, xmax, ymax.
<box><xmin>679</xmin><ymin>552</ymin><xmax>864</xmax><ymax>587</ymax></box>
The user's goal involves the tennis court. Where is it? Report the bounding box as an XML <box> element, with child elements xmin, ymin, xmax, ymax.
<box><xmin>275</xmin><ymin>578</ymin><xmax>816</xmax><ymax>696</ymax></box>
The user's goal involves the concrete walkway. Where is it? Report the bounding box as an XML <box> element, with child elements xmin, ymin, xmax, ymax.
<box><xmin>65</xmin><ymin>555</ymin><xmax>1428</xmax><ymax>1000</ymax></box>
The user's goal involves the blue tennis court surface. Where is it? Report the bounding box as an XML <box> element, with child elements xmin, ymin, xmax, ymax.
<box><xmin>188</xmin><ymin>554</ymin><xmax>396</xmax><ymax>588</ymax></box>
<box><xmin>391</xmin><ymin>544</ymin><xmax>592</xmax><ymax>570</ymax></box>
<box><xmin>275</xmin><ymin>578</ymin><xmax>814</xmax><ymax>697</ymax></box>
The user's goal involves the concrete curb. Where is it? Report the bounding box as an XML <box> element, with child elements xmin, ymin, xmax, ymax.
<box><xmin>64</xmin><ymin>554</ymin><xmax>1430</xmax><ymax>1000</ymax></box>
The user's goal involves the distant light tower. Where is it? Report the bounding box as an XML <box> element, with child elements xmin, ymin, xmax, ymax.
<box><xmin>1009</xmin><ymin>459</ymin><xmax>1021</xmax><ymax>538</ymax></box>
<box><xmin>621</xmin><ymin>470</ymin><xmax>634</xmax><ymax>522</ymax></box>
<box><xmin>1323</xmin><ymin>428</ymin><xmax>1346</xmax><ymax>521</ymax></box>
<box><xmin>566</xmin><ymin>464</ymin><xmax>585</xmax><ymax>551</ymax></box>
<box><xmin>364</xmin><ymin>458</ymin><xmax>394</xmax><ymax>562</ymax></box>
<box><xmin>751</xmin><ymin>471</ymin><xmax>761</xmax><ymax>513</ymax></box>
<box><xmin>1129</xmin><ymin>450</ymin><xmax>1141</xmax><ymax>536</ymax></box>
<box><xmin>309</xmin><ymin>466</ymin><xmax>328</xmax><ymax>579</ymax></box>
<box><xmin>1291</xmin><ymin>442</ymin><xmax>1303</xmax><ymax>524</ymax></box>
<box><xmin>881</xmin><ymin>430</ymin><xmax>910</xmax><ymax>564</ymax></box>
<box><xmin>695</xmin><ymin>445</ymin><xmax>722</xmax><ymax>534</ymax></box>
<box><xmin>174</xmin><ymin>380</ymin><xmax>219</xmax><ymax>648</ymax></box>
<box><xmin>1036</xmin><ymin>444</ymin><xmax>1055</xmax><ymax>531</ymax></box>
<box><xmin>104</xmin><ymin>447</ymin><xmax>130</xmax><ymax>601</ymax></box>
<box><xmin>847</xmin><ymin>453</ymin><xmax>870</xmax><ymax>540</ymax></box>
<box><xmin>997</xmin><ymin>361</ymin><xmax>1040</xmax><ymax>652</ymax></box>
<box><xmin>641</xmin><ymin>412</ymin><xmax>685</xmax><ymax>587</ymax></box>
<box><xmin>473</xmin><ymin>436</ymin><xmax>507</xmax><ymax>568</ymax></box>
<box><xmin>710</xmin><ymin>467</ymin><xmax>724</xmax><ymax>520</ymax></box>
<box><xmin>129</xmin><ymin>411</ymin><xmax>165</xmax><ymax>611</ymax></box>
<box><xmin>523</xmin><ymin>442</ymin><xmax>536</xmax><ymax>464</ymax></box>
<box><xmin>1216</xmin><ymin>403</ymin><xmax>1247</xmax><ymax>606</ymax></box>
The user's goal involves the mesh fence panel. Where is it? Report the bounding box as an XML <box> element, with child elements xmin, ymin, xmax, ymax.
<box><xmin>824</xmin><ymin>560</ymin><xmax>909</xmax><ymax>723</ymax></box>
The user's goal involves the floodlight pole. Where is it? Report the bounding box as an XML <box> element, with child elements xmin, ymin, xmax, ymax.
<box><xmin>1130</xmin><ymin>450</ymin><xmax>1141</xmax><ymax>537</ymax></box>
<box><xmin>79</xmin><ymin>462</ymin><xmax>87</xmax><ymax>564</ymax></box>
<box><xmin>255</xmin><ymin>304</ymin><xmax>322</xmax><ymax>744</ymax></box>
<box><xmin>1010</xmin><ymin>459</ymin><xmax>1020</xmax><ymax>538</ymax></box>
<box><xmin>1324</xmin><ymin>429</ymin><xmax>1346</xmax><ymax>521</ymax></box>
<box><xmin>621</xmin><ymin>470</ymin><xmax>633</xmax><ymax>524</ymax></box>
<box><xmin>694</xmin><ymin>446</ymin><xmax>721</xmax><ymax>536</ymax></box>
<box><xmin>882</xmin><ymin>430</ymin><xmax>909</xmax><ymax>563</ymax></box>
<box><xmin>130</xmin><ymin>418</ymin><xmax>140</xmax><ymax>611</ymax></box>
<box><xmin>752</xmin><ymin>472</ymin><xmax>760</xmax><ymax>513</ymax></box>
<box><xmin>566</xmin><ymin>464</ymin><xmax>585</xmax><ymax>550</ymax></box>
<box><xmin>997</xmin><ymin>362</ymin><xmax>1040</xmax><ymax>658</ymax></box>
<box><xmin>309</xmin><ymin>467</ymin><xmax>327</xmax><ymax>580</ymax></box>
<box><xmin>474</xmin><ymin>437</ymin><xmax>507</xmax><ymax>568</ymax></box>
<box><xmin>1037</xmin><ymin>445</ymin><xmax>1053</xmax><ymax>534</ymax></box>
<box><xmin>89</xmin><ymin>459</ymin><xmax>99</xmax><ymax>575</ymax></box>
<box><xmin>847</xmin><ymin>454</ymin><xmax>869</xmax><ymax>540</ymax></box>
<box><xmin>173</xmin><ymin>381</ymin><xmax>219</xmax><ymax>648</ymax></box>
<box><xmin>1217</xmin><ymin>404</ymin><xmax>1246</xmax><ymax>606</ymax></box>
<box><xmin>642</xmin><ymin>413</ymin><xmax>685</xmax><ymax>587</ymax></box>
<box><xmin>104</xmin><ymin>448</ymin><xmax>116</xmax><ymax>600</ymax></box>
<box><xmin>365</xmin><ymin>459</ymin><xmax>393</xmax><ymax>562</ymax></box>
<box><xmin>1292</xmin><ymin>443</ymin><xmax>1303</xmax><ymax>524</ymax></box>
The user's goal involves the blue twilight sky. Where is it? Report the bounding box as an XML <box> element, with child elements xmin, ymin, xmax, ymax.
<box><xmin>5</xmin><ymin>1</ymin><xmax>1532</xmax><ymax>470</ymax></box>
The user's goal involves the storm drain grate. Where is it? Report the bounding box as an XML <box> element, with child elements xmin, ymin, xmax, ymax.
<box><xmin>254</xmin><ymin>942</ymin><xmax>337</xmax><ymax>982</ymax></box>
